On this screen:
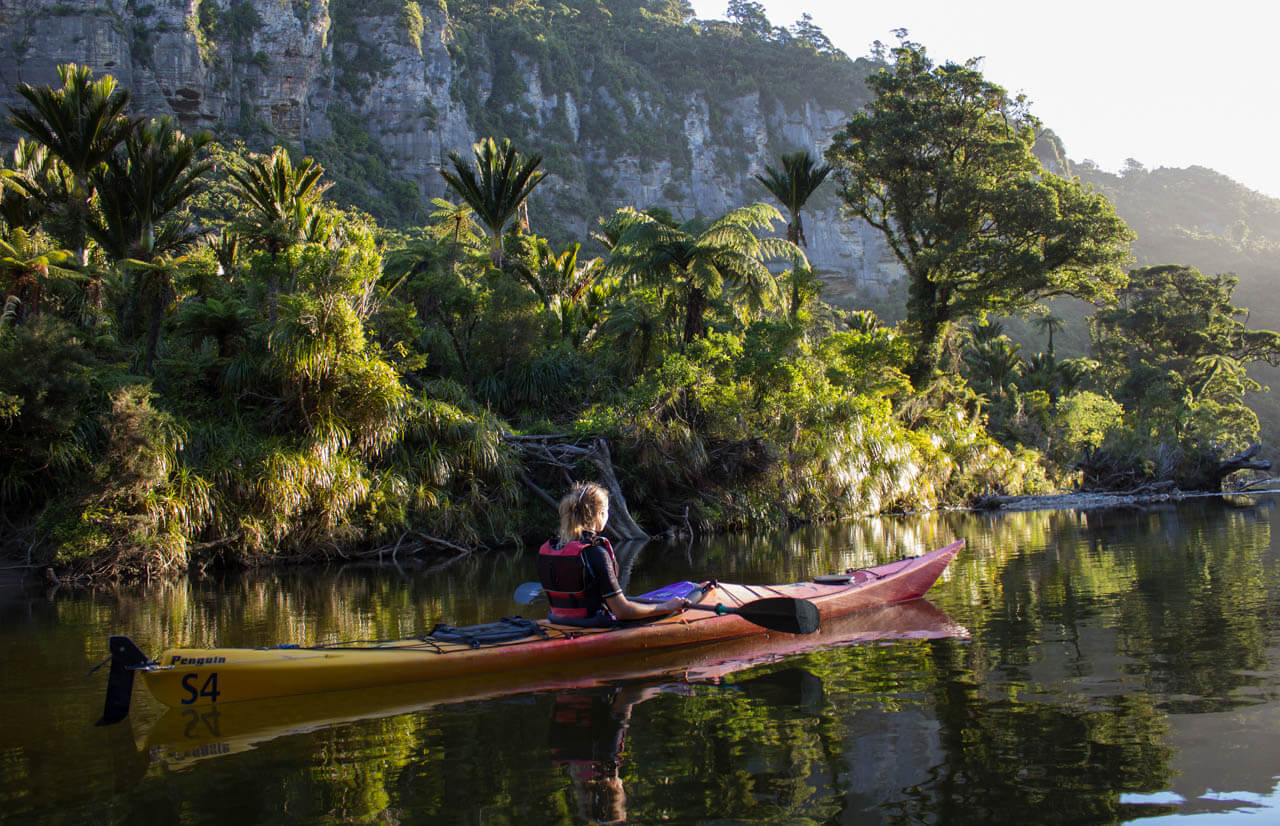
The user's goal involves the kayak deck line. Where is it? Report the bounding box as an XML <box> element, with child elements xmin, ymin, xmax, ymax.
<box><xmin>96</xmin><ymin>539</ymin><xmax>963</xmax><ymax>723</ymax></box>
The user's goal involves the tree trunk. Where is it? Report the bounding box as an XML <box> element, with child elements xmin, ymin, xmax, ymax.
<box><xmin>905</xmin><ymin>272</ymin><xmax>945</xmax><ymax>385</ymax></box>
<box><xmin>683</xmin><ymin>286</ymin><xmax>707</xmax><ymax>344</ymax></box>
<box><xmin>907</xmin><ymin>319</ymin><xmax>949</xmax><ymax>387</ymax></box>
<box><xmin>144</xmin><ymin>288</ymin><xmax>163</xmax><ymax>373</ymax></box>
<box><xmin>1187</xmin><ymin>443</ymin><xmax>1272</xmax><ymax>491</ymax></box>
<box><xmin>587</xmin><ymin>437</ymin><xmax>648</xmax><ymax>541</ymax></box>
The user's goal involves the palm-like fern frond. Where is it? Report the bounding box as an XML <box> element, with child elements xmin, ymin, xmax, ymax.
<box><xmin>439</xmin><ymin>137</ymin><xmax>545</xmax><ymax>266</ymax></box>
<box><xmin>226</xmin><ymin>147</ymin><xmax>330</xmax><ymax>254</ymax></box>
<box><xmin>1</xmin><ymin>140</ymin><xmax>66</xmax><ymax>230</ymax></box>
<box><xmin>9</xmin><ymin>64</ymin><xmax>135</xmax><ymax>181</ymax></box>
<box><xmin>90</xmin><ymin>116</ymin><xmax>212</xmax><ymax>261</ymax></box>
<box><xmin>605</xmin><ymin>202</ymin><xmax>801</xmax><ymax>342</ymax></box>
<box><xmin>755</xmin><ymin>150</ymin><xmax>832</xmax><ymax>247</ymax></box>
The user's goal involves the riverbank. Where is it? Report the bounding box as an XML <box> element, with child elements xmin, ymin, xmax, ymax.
<box><xmin>975</xmin><ymin>483</ymin><xmax>1280</xmax><ymax>512</ymax></box>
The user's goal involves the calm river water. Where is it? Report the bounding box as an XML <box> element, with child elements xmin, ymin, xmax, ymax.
<box><xmin>3</xmin><ymin>498</ymin><xmax>1280</xmax><ymax>824</ymax></box>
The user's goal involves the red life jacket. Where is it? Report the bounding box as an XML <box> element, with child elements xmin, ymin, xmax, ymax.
<box><xmin>537</xmin><ymin>537</ymin><xmax>616</xmax><ymax>619</ymax></box>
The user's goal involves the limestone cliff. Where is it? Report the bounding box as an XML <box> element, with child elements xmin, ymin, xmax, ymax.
<box><xmin>0</xmin><ymin>0</ymin><xmax>903</xmax><ymax>293</ymax></box>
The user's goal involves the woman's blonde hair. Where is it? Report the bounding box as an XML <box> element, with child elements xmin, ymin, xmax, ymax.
<box><xmin>559</xmin><ymin>481</ymin><xmax>608</xmax><ymax>541</ymax></box>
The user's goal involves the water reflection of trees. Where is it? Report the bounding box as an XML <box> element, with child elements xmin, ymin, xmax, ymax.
<box><xmin>937</xmin><ymin>501</ymin><xmax>1278</xmax><ymax>713</ymax></box>
<box><xmin>51</xmin><ymin>550</ymin><xmax>539</xmax><ymax>654</ymax></box>
<box><xmin>11</xmin><ymin>499</ymin><xmax>1280</xmax><ymax>823</ymax></box>
<box><xmin>898</xmin><ymin>639</ymin><xmax>1176</xmax><ymax>824</ymax></box>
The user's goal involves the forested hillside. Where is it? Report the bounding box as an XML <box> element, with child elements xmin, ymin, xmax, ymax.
<box><xmin>0</xmin><ymin>0</ymin><xmax>904</xmax><ymax>292</ymax></box>
<box><xmin>995</xmin><ymin>162</ymin><xmax>1280</xmax><ymax>446</ymax></box>
<box><xmin>1079</xmin><ymin>164</ymin><xmax>1280</xmax><ymax>442</ymax></box>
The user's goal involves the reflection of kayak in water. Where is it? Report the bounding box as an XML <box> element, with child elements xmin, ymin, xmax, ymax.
<box><xmin>144</xmin><ymin>597</ymin><xmax>965</xmax><ymax>768</ymax></box>
<box><xmin>100</xmin><ymin>540</ymin><xmax>962</xmax><ymax>721</ymax></box>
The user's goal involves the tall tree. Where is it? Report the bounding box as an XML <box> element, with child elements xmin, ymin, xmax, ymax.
<box><xmin>90</xmin><ymin>117</ymin><xmax>212</xmax><ymax>262</ymax></box>
<box><xmin>226</xmin><ymin>147</ymin><xmax>328</xmax><ymax>256</ymax></box>
<box><xmin>226</xmin><ymin>147</ymin><xmax>329</xmax><ymax>320</ymax></box>
<box><xmin>1032</xmin><ymin>313</ymin><xmax>1066</xmax><ymax>356</ymax></box>
<box><xmin>8</xmin><ymin>64</ymin><xmax>136</xmax><ymax>266</ymax></box>
<box><xmin>754</xmin><ymin>150</ymin><xmax>831</xmax><ymax>248</ymax></box>
<box><xmin>438</xmin><ymin>137</ymin><xmax>545</xmax><ymax>268</ymax></box>
<box><xmin>603</xmin><ymin>203</ymin><xmax>801</xmax><ymax>344</ymax></box>
<box><xmin>791</xmin><ymin>13</ymin><xmax>840</xmax><ymax>55</ymax></box>
<box><xmin>1088</xmin><ymin>264</ymin><xmax>1280</xmax><ymax>485</ymax></box>
<box><xmin>423</xmin><ymin>197</ymin><xmax>485</xmax><ymax>278</ymax></box>
<box><xmin>825</xmin><ymin>40</ymin><xmax>1132</xmax><ymax>384</ymax></box>
<box><xmin>727</xmin><ymin>0</ymin><xmax>771</xmax><ymax>38</ymax></box>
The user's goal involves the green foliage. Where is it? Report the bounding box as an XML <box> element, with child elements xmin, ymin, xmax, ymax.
<box><xmin>18</xmin><ymin>58</ymin><xmax>1244</xmax><ymax>578</ymax></box>
<box><xmin>1052</xmin><ymin>390</ymin><xmax>1124</xmax><ymax>457</ymax></box>
<box><xmin>1082</xmin><ymin>264</ymin><xmax>1280</xmax><ymax>488</ymax></box>
<box><xmin>726</xmin><ymin>0</ymin><xmax>770</xmax><ymax>38</ymax></box>
<box><xmin>8</xmin><ymin>63</ymin><xmax>135</xmax><ymax>261</ymax></box>
<box><xmin>226</xmin><ymin>146</ymin><xmax>330</xmax><ymax>256</ymax></box>
<box><xmin>90</xmin><ymin>116</ymin><xmax>213</xmax><ymax>262</ymax></box>
<box><xmin>196</xmin><ymin>0</ymin><xmax>261</xmax><ymax>49</ymax></box>
<box><xmin>601</xmin><ymin>202</ymin><xmax>801</xmax><ymax>343</ymax></box>
<box><xmin>0</xmin><ymin>227</ymin><xmax>81</xmax><ymax>321</ymax></box>
<box><xmin>0</xmin><ymin>316</ymin><xmax>103</xmax><ymax>510</ymax></box>
<box><xmin>576</xmin><ymin>323</ymin><xmax>1046</xmax><ymax>530</ymax></box>
<box><xmin>826</xmin><ymin>37</ymin><xmax>1132</xmax><ymax>382</ymax></box>
<box><xmin>402</xmin><ymin>0</ymin><xmax>426</xmax><ymax>53</ymax></box>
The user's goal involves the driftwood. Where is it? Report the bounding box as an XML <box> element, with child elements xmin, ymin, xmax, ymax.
<box><xmin>1076</xmin><ymin>442</ymin><xmax>1273</xmax><ymax>494</ymax></box>
<box><xmin>504</xmin><ymin>434</ymin><xmax>649</xmax><ymax>541</ymax></box>
<box><xmin>977</xmin><ymin>444</ymin><xmax>1276</xmax><ymax>512</ymax></box>
<box><xmin>1236</xmin><ymin>476</ymin><xmax>1280</xmax><ymax>491</ymax></box>
<box><xmin>1209</xmin><ymin>443</ymin><xmax>1272</xmax><ymax>488</ymax></box>
<box><xmin>974</xmin><ymin>481</ymin><xmax>1183</xmax><ymax>512</ymax></box>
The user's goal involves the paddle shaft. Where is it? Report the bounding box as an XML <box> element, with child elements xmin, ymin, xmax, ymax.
<box><xmin>513</xmin><ymin>583</ymin><xmax>818</xmax><ymax>634</ymax></box>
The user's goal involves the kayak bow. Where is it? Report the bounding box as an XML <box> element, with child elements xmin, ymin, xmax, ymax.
<box><xmin>97</xmin><ymin>539</ymin><xmax>962</xmax><ymax>722</ymax></box>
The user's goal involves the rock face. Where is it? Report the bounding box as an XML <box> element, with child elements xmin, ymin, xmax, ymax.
<box><xmin>0</xmin><ymin>0</ymin><xmax>903</xmax><ymax>294</ymax></box>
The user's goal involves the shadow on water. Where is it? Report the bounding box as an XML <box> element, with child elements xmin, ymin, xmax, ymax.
<box><xmin>4</xmin><ymin>497</ymin><xmax>1280</xmax><ymax>823</ymax></box>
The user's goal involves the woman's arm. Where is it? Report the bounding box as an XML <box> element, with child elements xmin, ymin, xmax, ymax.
<box><xmin>604</xmin><ymin>593</ymin><xmax>688</xmax><ymax>620</ymax></box>
<box><xmin>582</xmin><ymin>540</ymin><xmax>689</xmax><ymax>619</ymax></box>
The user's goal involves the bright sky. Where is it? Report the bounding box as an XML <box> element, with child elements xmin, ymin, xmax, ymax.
<box><xmin>689</xmin><ymin>0</ymin><xmax>1280</xmax><ymax>199</ymax></box>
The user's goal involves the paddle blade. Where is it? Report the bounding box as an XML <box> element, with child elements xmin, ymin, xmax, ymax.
<box><xmin>730</xmin><ymin>598</ymin><xmax>821</xmax><ymax>635</ymax></box>
<box><xmin>513</xmin><ymin>581</ymin><xmax>545</xmax><ymax>605</ymax></box>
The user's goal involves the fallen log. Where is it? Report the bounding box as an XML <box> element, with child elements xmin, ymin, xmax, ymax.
<box><xmin>1181</xmin><ymin>443</ymin><xmax>1272</xmax><ymax>492</ymax></box>
<box><xmin>504</xmin><ymin>434</ymin><xmax>649</xmax><ymax>542</ymax></box>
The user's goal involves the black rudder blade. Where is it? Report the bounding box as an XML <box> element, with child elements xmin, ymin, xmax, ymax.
<box><xmin>96</xmin><ymin>636</ymin><xmax>149</xmax><ymax>726</ymax></box>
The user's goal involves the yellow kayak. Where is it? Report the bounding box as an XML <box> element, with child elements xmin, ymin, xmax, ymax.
<box><xmin>145</xmin><ymin>598</ymin><xmax>966</xmax><ymax>768</ymax></box>
<box><xmin>97</xmin><ymin>540</ymin><xmax>961</xmax><ymax>721</ymax></box>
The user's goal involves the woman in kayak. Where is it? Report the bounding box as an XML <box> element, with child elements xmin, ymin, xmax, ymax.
<box><xmin>538</xmin><ymin>481</ymin><xmax>691</xmax><ymax>624</ymax></box>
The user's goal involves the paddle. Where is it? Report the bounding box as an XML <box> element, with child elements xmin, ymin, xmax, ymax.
<box><xmin>687</xmin><ymin>598</ymin><xmax>820</xmax><ymax>635</ymax></box>
<box><xmin>513</xmin><ymin>580</ymin><xmax>546</xmax><ymax>605</ymax></box>
<box><xmin>511</xmin><ymin>582</ymin><xmax>820</xmax><ymax>635</ymax></box>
